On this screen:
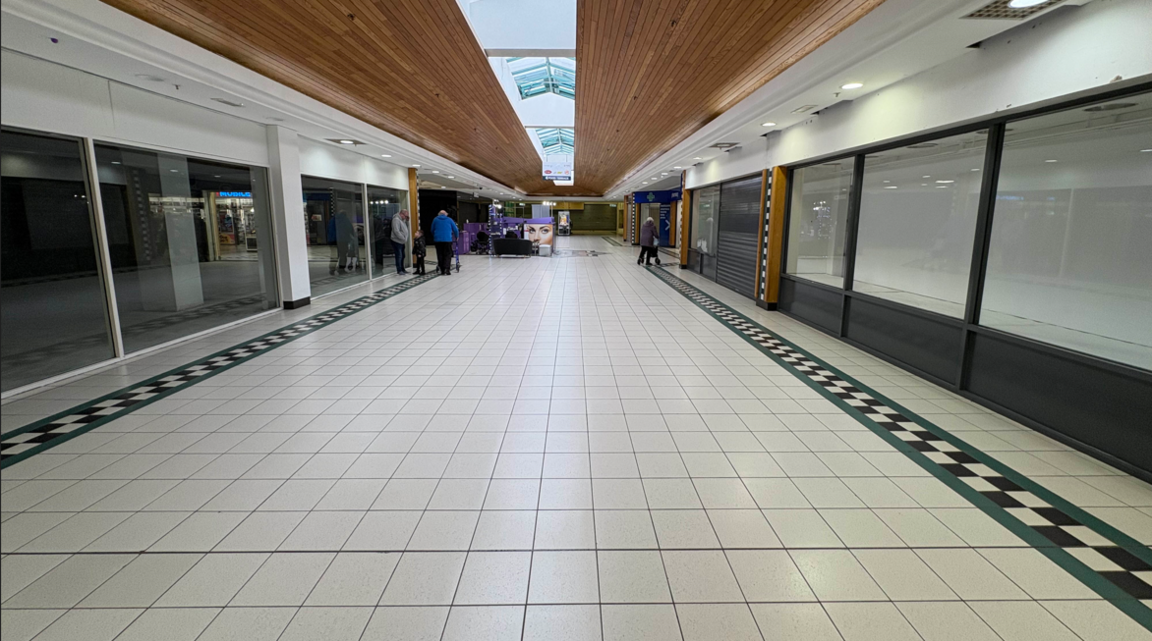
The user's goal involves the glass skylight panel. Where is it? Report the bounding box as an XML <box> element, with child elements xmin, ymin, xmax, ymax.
<box><xmin>509</xmin><ymin>57</ymin><xmax>575</xmax><ymax>100</ymax></box>
<box><xmin>534</xmin><ymin>128</ymin><xmax>574</xmax><ymax>154</ymax></box>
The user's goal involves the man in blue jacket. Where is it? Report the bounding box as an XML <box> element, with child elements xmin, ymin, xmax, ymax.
<box><xmin>430</xmin><ymin>210</ymin><xmax>459</xmax><ymax>275</ymax></box>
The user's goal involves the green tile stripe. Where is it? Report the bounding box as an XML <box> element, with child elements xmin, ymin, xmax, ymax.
<box><xmin>0</xmin><ymin>274</ymin><xmax>439</xmax><ymax>468</ymax></box>
<box><xmin>646</xmin><ymin>266</ymin><xmax>1152</xmax><ymax>629</ymax></box>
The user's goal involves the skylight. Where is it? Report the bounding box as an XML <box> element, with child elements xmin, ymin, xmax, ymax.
<box><xmin>508</xmin><ymin>57</ymin><xmax>575</xmax><ymax>100</ymax></box>
<box><xmin>534</xmin><ymin>128</ymin><xmax>574</xmax><ymax>155</ymax></box>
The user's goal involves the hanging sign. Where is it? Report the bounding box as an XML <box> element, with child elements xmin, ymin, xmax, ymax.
<box><xmin>542</xmin><ymin>161</ymin><xmax>573</xmax><ymax>181</ymax></box>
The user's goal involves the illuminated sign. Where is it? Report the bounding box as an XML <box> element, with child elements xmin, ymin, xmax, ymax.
<box><xmin>218</xmin><ymin>191</ymin><xmax>252</xmax><ymax>198</ymax></box>
<box><xmin>542</xmin><ymin>161</ymin><xmax>573</xmax><ymax>181</ymax></box>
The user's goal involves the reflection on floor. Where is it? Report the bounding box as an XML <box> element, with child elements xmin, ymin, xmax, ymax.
<box><xmin>1</xmin><ymin>236</ymin><xmax>1149</xmax><ymax>641</ymax></box>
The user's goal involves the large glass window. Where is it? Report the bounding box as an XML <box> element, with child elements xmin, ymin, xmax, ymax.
<box><xmin>786</xmin><ymin>159</ymin><xmax>855</xmax><ymax>287</ymax></box>
<box><xmin>95</xmin><ymin>144</ymin><xmax>279</xmax><ymax>353</ymax></box>
<box><xmin>303</xmin><ymin>176</ymin><xmax>366</xmax><ymax>296</ymax></box>
<box><xmin>981</xmin><ymin>94</ymin><xmax>1152</xmax><ymax>369</ymax></box>
<box><xmin>690</xmin><ymin>185</ymin><xmax>720</xmax><ymax>280</ymax></box>
<box><xmin>853</xmin><ymin>131</ymin><xmax>987</xmax><ymax>317</ymax></box>
<box><xmin>2</xmin><ymin>130</ymin><xmax>115</xmax><ymax>391</ymax></box>
<box><xmin>368</xmin><ymin>186</ymin><xmax>406</xmax><ymax>278</ymax></box>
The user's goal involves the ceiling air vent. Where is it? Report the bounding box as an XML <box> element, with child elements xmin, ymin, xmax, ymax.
<box><xmin>791</xmin><ymin>105</ymin><xmax>819</xmax><ymax>114</ymax></box>
<box><xmin>710</xmin><ymin>142</ymin><xmax>739</xmax><ymax>150</ymax></box>
<box><xmin>963</xmin><ymin>0</ymin><xmax>1065</xmax><ymax>20</ymax></box>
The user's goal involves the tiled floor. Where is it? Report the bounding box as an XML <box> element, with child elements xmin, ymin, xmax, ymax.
<box><xmin>2</xmin><ymin>236</ymin><xmax>1150</xmax><ymax>641</ymax></box>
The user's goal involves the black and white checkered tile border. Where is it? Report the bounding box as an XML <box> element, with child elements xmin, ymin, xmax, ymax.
<box><xmin>757</xmin><ymin>175</ymin><xmax>772</xmax><ymax>301</ymax></box>
<box><xmin>647</xmin><ymin>266</ymin><xmax>1152</xmax><ymax>602</ymax></box>
<box><xmin>0</xmin><ymin>274</ymin><xmax>439</xmax><ymax>466</ymax></box>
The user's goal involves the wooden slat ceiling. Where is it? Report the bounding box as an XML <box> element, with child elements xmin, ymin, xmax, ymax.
<box><xmin>101</xmin><ymin>0</ymin><xmax>590</xmax><ymax>195</ymax></box>
<box><xmin>575</xmin><ymin>0</ymin><xmax>886</xmax><ymax>194</ymax></box>
<box><xmin>102</xmin><ymin>0</ymin><xmax>883</xmax><ymax>197</ymax></box>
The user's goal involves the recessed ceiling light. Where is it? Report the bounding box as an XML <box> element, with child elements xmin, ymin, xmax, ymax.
<box><xmin>211</xmin><ymin>97</ymin><xmax>245</xmax><ymax>108</ymax></box>
<box><xmin>922</xmin><ymin>175</ymin><xmax>931</xmax><ymax>179</ymax></box>
<box><xmin>413</xmin><ymin>164</ymin><xmax>421</xmax><ymax>167</ymax></box>
<box><xmin>1008</xmin><ymin>0</ymin><xmax>1048</xmax><ymax>7</ymax></box>
<box><xmin>338</xmin><ymin>139</ymin><xmax>355</xmax><ymax>145</ymax></box>
<box><xmin>935</xmin><ymin>185</ymin><xmax>949</xmax><ymax>189</ymax></box>
<box><xmin>884</xmin><ymin>186</ymin><xmax>898</xmax><ymax>189</ymax></box>
<box><xmin>693</xmin><ymin>157</ymin><xmax>702</xmax><ymax>160</ymax></box>
<box><xmin>935</xmin><ymin>180</ymin><xmax>955</xmax><ymax>184</ymax></box>
<box><xmin>971</xmin><ymin>168</ymin><xmax>980</xmax><ymax>171</ymax></box>
<box><xmin>169</xmin><ymin>169</ymin><xmax>179</xmax><ymax>173</ymax></box>
<box><xmin>661</xmin><ymin>172</ymin><xmax>669</xmax><ymax>175</ymax></box>
<box><xmin>111</xmin><ymin>161</ymin><xmax>121</xmax><ymax>165</ymax></box>
<box><xmin>761</xmin><ymin>122</ymin><xmax>777</xmax><ymax>127</ymax></box>
<box><xmin>840</xmin><ymin>82</ymin><xmax>863</xmax><ymax>90</ymax></box>
<box><xmin>642</xmin><ymin>181</ymin><xmax>649</xmax><ymax>184</ymax></box>
<box><xmin>135</xmin><ymin>74</ymin><xmax>165</xmax><ymax>82</ymax></box>
<box><xmin>447</xmin><ymin>175</ymin><xmax>455</xmax><ymax>179</ymax></box>
<box><xmin>431</xmin><ymin>170</ymin><xmax>440</xmax><ymax>174</ymax></box>
<box><xmin>1044</xmin><ymin>159</ymin><xmax>1058</xmax><ymax>163</ymax></box>
<box><xmin>381</xmin><ymin>154</ymin><xmax>391</xmax><ymax>158</ymax></box>
<box><xmin>1084</xmin><ymin>102</ymin><xmax>1137</xmax><ymax>112</ymax></box>
<box><xmin>1141</xmin><ymin>149</ymin><xmax>1152</xmax><ymax>153</ymax></box>
<box><xmin>440</xmin><ymin>186</ymin><xmax>446</xmax><ymax>189</ymax></box>
<box><xmin>673</xmin><ymin>166</ymin><xmax>682</xmax><ymax>169</ymax></box>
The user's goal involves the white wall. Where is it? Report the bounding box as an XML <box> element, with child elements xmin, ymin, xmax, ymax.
<box><xmin>1</xmin><ymin>50</ymin><xmax>268</xmax><ymax>166</ymax></box>
<box><xmin>686</xmin><ymin>0</ymin><xmax>1152</xmax><ymax>188</ymax></box>
<box><xmin>467</xmin><ymin>0</ymin><xmax>576</xmax><ymax>55</ymax></box>
<box><xmin>297</xmin><ymin>137</ymin><xmax>409</xmax><ymax>190</ymax></box>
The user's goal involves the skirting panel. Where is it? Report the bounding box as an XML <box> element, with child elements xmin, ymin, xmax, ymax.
<box><xmin>967</xmin><ymin>331</ymin><xmax>1152</xmax><ymax>474</ymax></box>
<box><xmin>845</xmin><ymin>296</ymin><xmax>963</xmax><ymax>384</ymax></box>
<box><xmin>779</xmin><ymin>277</ymin><xmax>842</xmax><ymax>334</ymax></box>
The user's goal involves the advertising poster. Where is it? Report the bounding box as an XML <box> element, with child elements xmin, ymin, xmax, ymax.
<box><xmin>524</xmin><ymin>217</ymin><xmax>554</xmax><ymax>247</ymax></box>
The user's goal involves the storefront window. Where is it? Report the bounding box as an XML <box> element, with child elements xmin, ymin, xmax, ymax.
<box><xmin>368</xmin><ymin>186</ymin><xmax>406</xmax><ymax>278</ymax></box>
<box><xmin>2</xmin><ymin>130</ymin><xmax>115</xmax><ymax>391</ymax></box>
<box><xmin>981</xmin><ymin>94</ymin><xmax>1152</xmax><ymax>369</ymax></box>
<box><xmin>853</xmin><ymin>131</ymin><xmax>987</xmax><ymax>317</ymax></box>
<box><xmin>95</xmin><ymin>144</ymin><xmax>279</xmax><ymax>353</ymax></box>
<box><xmin>303</xmin><ymin>176</ymin><xmax>367</xmax><ymax>296</ymax></box>
<box><xmin>785</xmin><ymin>160</ymin><xmax>855</xmax><ymax>287</ymax></box>
<box><xmin>691</xmin><ymin>185</ymin><xmax>719</xmax><ymax>256</ymax></box>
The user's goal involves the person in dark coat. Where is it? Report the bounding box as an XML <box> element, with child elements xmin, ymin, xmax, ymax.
<box><xmin>638</xmin><ymin>216</ymin><xmax>660</xmax><ymax>266</ymax></box>
<box><xmin>412</xmin><ymin>230</ymin><xmax>427</xmax><ymax>275</ymax></box>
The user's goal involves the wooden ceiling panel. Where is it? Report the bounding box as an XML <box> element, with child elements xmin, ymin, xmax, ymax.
<box><xmin>101</xmin><ymin>0</ymin><xmax>883</xmax><ymax>197</ymax></box>
<box><xmin>100</xmin><ymin>0</ymin><xmax>591</xmax><ymax>194</ymax></box>
<box><xmin>575</xmin><ymin>0</ymin><xmax>886</xmax><ymax>194</ymax></box>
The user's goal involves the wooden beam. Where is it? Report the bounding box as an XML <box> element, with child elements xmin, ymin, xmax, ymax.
<box><xmin>765</xmin><ymin>165</ymin><xmax>789</xmax><ymax>305</ymax></box>
<box><xmin>753</xmin><ymin>169</ymin><xmax>769</xmax><ymax>301</ymax></box>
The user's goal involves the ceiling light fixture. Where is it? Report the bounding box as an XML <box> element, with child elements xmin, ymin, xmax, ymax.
<box><xmin>1008</xmin><ymin>0</ymin><xmax>1049</xmax><ymax>7</ymax></box>
<box><xmin>761</xmin><ymin>122</ymin><xmax>777</xmax><ymax>127</ymax></box>
<box><xmin>1141</xmin><ymin>149</ymin><xmax>1152</xmax><ymax>153</ymax></box>
<box><xmin>135</xmin><ymin>74</ymin><xmax>165</xmax><ymax>82</ymax></box>
<box><xmin>413</xmin><ymin>164</ymin><xmax>421</xmax><ymax>167</ymax></box>
<box><xmin>432</xmin><ymin>170</ymin><xmax>440</xmax><ymax>174</ymax></box>
<box><xmin>884</xmin><ymin>186</ymin><xmax>898</xmax><ymax>189</ymax></box>
<box><xmin>1044</xmin><ymin>159</ymin><xmax>1058</xmax><ymax>163</ymax></box>
<box><xmin>840</xmin><ymin>82</ymin><xmax>863</xmax><ymax>90</ymax></box>
<box><xmin>673</xmin><ymin>166</ymin><xmax>682</xmax><ymax>169</ymax></box>
<box><xmin>381</xmin><ymin>154</ymin><xmax>391</xmax><ymax>158</ymax></box>
<box><xmin>211</xmin><ymin>98</ymin><xmax>245</xmax><ymax>108</ymax></box>
<box><xmin>338</xmin><ymin>139</ymin><xmax>355</xmax><ymax>145</ymax></box>
<box><xmin>935</xmin><ymin>180</ymin><xmax>955</xmax><ymax>184</ymax></box>
<box><xmin>693</xmin><ymin>157</ymin><xmax>702</xmax><ymax>160</ymax></box>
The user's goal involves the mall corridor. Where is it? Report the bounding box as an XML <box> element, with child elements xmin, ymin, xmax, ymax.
<box><xmin>1</xmin><ymin>238</ymin><xmax>1149</xmax><ymax>641</ymax></box>
<box><xmin>3</xmin><ymin>0</ymin><xmax>1151</xmax><ymax>639</ymax></box>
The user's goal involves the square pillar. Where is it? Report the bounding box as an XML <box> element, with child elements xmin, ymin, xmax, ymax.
<box><xmin>266</xmin><ymin>126</ymin><xmax>312</xmax><ymax>308</ymax></box>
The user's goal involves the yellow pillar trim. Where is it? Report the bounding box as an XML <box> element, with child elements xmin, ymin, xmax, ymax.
<box><xmin>765</xmin><ymin>165</ymin><xmax>789</xmax><ymax>305</ymax></box>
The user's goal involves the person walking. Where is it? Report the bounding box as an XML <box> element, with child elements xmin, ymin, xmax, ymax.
<box><xmin>390</xmin><ymin>209</ymin><xmax>410</xmax><ymax>275</ymax></box>
<box><xmin>430</xmin><ymin>210</ymin><xmax>459</xmax><ymax>275</ymax></box>
<box><xmin>638</xmin><ymin>216</ymin><xmax>660</xmax><ymax>266</ymax></box>
<box><xmin>412</xmin><ymin>230</ymin><xmax>427</xmax><ymax>275</ymax></box>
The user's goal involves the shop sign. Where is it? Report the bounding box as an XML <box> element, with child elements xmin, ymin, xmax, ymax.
<box><xmin>219</xmin><ymin>191</ymin><xmax>252</xmax><ymax>198</ymax></box>
<box><xmin>542</xmin><ymin>161</ymin><xmax>573</xmax><ymax>181</ymax></box>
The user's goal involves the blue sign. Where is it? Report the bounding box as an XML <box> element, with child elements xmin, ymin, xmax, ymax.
<box><xmin>632</xmin><ymin>189</ymin><xmax>681</xmax><ymax>204</ymax></box>
<box><xmin>219</xmin><ymin>191</ymin><xmax>252</xmax><ymax>198</ymax></box>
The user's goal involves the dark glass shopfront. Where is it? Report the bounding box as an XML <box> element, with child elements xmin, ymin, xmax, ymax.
<box><xmin>777</xmin><ymin>89</ymin><xmax>1152</xmax><ymax>476</ymax></box>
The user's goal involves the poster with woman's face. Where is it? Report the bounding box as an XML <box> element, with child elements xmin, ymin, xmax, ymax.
<box><xmin>525</xmin><ymin>223</ymin><xmax>554</xmax><ymax>246</ymax></box>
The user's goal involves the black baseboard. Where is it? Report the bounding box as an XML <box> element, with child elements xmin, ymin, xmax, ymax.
<box><xmin>283</xmin><ymin>297</ymin><xmax>310</xmax><ymax>310</ymax></box>
<box><xmin>757</xmin><ymin>300</ymin><xmax>777</xmax><ymax>310</ymax></box>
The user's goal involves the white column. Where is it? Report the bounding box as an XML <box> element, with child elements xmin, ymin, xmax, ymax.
<box><xmin>266</xmin><ymin>126</ymin><xmax>311</xmax><ymax>306</ymax></box>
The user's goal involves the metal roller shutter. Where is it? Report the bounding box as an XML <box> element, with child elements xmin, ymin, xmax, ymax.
<box><xmin>715</xmin><ymin>175</ymin><xmax>762</xmax><ymax>298</ymax></box>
